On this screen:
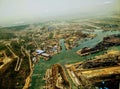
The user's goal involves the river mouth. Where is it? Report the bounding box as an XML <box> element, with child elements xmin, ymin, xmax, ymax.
<box><xmin>31</xmin><ymin>29</ymin><xmax>120</xmax><ymax>89</ymax></box>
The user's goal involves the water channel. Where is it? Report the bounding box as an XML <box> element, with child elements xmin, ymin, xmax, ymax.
<box><xmin>30</xmin><ymin>29</ymin><xmax>120</xmax><ymax>89</ymax></box>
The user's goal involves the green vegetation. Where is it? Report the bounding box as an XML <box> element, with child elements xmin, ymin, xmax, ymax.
<box><xmin>1</xmin><ymin>25</ymin><xmax>29</xmax><ymax>31</ymax></box>
<box><xmin>0</xmin><ymin>32</ymin><xmax>16</xmax><ymax>39</ymax></box>
<box><xmin>0</xmin><ymin>14</ymin><xmax>120</xmax><ymax>89</ymax></box>
<box><xmin>0</xmin><ymin>41</ymin><xmax>30</xmax><ymax>89</ymax></box>
<box><xmin>48</xmin><ymin>32</ymin><xmax>54</xmax><ymax>39</ymax></box>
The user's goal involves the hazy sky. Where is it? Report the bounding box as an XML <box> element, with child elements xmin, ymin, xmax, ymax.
<box><xmin>0</xmin><ymin>0</ymin><xmax>119</xmax><ymax>26</ymax></box>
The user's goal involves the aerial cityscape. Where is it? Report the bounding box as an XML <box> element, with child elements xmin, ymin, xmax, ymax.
<box><xmin>0</xmin><ymin>0</ymin><xmax>120</xmax><ymax>89</ymax></box>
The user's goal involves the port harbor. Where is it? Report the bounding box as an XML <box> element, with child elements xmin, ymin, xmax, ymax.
<box><xmin>0</xmin><ymin>0</ymin><xmax>120</xmax><ymax>88</ymax></box>
<box><xmin>0</xmin><ymin>16</ymin><xmax>120</xmax><ymax>89</ymax></box>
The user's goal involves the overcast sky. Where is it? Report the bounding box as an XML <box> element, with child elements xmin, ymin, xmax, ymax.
<box><xmin>0</xmin><ymin>0</ymin><xmax>119</xmax><ymax>26</ymax></box>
